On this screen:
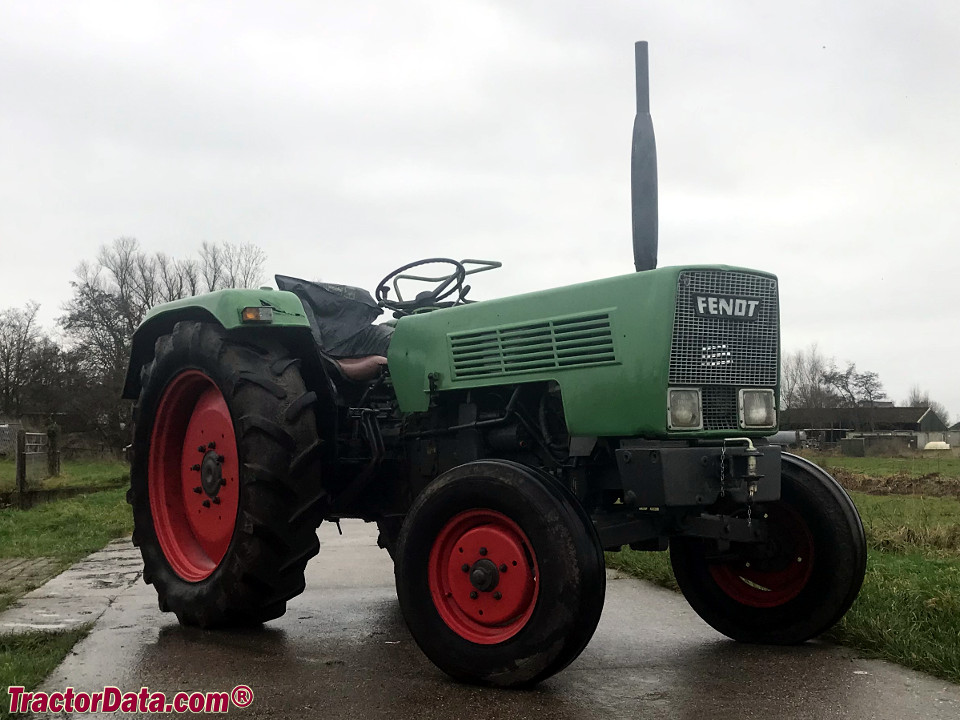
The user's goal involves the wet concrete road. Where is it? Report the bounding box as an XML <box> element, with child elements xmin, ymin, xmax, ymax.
<box><xmin>39</xmin><ymin>521</ymin><xmax>960</xmax><ymax>719</ymax></box>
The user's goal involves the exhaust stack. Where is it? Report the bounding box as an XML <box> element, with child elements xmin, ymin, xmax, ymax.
<box><xmin>631</xmin><ymin>41</ymin><xmax>658</xmax><ymax>272</ymax></box>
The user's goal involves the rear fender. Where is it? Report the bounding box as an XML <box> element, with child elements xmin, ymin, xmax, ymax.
<box><xmin>121</xmin><ymin>289</ymin><xmax>314</xmax><ymax>400</ymax></box>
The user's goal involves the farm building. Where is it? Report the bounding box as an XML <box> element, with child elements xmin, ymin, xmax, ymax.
<box><xmin>779</xmin><ymin>406</ymin><xmax>950</xmax><ymax>455</ymax></box>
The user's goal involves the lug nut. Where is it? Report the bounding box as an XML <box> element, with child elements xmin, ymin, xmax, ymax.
<box><xmin>479</xmin><ymin>547</ymin><xmax>487</xmax><ymax>556</ymax></box>
<box><xmin>197</xmin><ymin>445</ymin><xmax>206</xmax><ymax>453</ymax></box>
<box><xmin>190</xmin><ymin>464</ymin><xmax>201</xmax><ymax>471</ymax></box>
<box><xmin>469</xmin><ymin>591</ymin><xmax>478</xmax><ymax>599</ymax></box>
<box><xmin>217</xmin><ymin>455</ymin><xmax>225</xmax><ymax>464</ymax></box>
<box><xmin>461</xmin><ymin>564</ymin><xmax>470</xmax><ymax>572</ymax></box>
<box><xmin>193</xmin><ymin>486</ymin><xmax>202</xmax><ymax>494</ymax></box>
<box><xmin>213</xmin><ymin>497</ymin><xmax>221</xmax><ymax>505</ymax></box>
<box><xmin>220</xmin><ymin>479</ymin><xmax>227</xmax><ymax>487</ymax></box>
<box><xmin>499</xmin><ymin>564</ymin><xmax>507</xmax><ymax>573</ymax></box>
<box><xmin>208</xmin><ymin>441</ymin><xmax>216</xmax><ymax>449</ymax></box>
<box><xmin>493</xmin><ymin>591</ymin><xmax>502</xmax><ymax>600</ymax></box>
<box><xmin>202</xmin><ymin>500</ymin><xmax>211</xmax><ymax>508</ymax></box>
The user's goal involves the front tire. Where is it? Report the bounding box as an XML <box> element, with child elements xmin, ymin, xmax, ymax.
<box><xmin>394</xmin><ymin>461</ymin><xmax>605</xmax><ymax>687</ymax></box>
<box><xmin>670</xmin><ymin>453</ymin><xmax>866</xmax><ymax>644</ymax></box>
<box><xmin>128</xmin><ymin>321</ymin><xmax>326</xmax><ymax>627</ymax></box>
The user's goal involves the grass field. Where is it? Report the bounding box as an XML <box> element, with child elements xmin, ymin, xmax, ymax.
<box><xmin>608</xmin><ymin>487</ymin><xmax>960</xmax><ymax>684</ymax></box>
<box><xmin>0</xmin><ymin>458</ymin><xmax>128</xmax><ymax>494</ymax></box>
<box><xmin>799</xmin><ymin>452</ymin><xmax>960</xmax><ymax>480</ymax></box>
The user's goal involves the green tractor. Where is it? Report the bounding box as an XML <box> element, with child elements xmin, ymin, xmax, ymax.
<box><xmin>122</xmin><ymin>42</ymin><xmax>865</xmax><ymax>688</ymax></box>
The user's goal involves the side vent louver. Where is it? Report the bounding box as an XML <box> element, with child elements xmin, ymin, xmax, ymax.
<box><xmin>449</xmin><ymin>312</ymin><xmax>616</xmax><ymax>380</ymax></box>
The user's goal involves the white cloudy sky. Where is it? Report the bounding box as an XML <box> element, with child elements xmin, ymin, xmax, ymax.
<box><xmin>2</xmin><ymin>1</ymin><xmax>959</xmax><ymax>417</ymax></box>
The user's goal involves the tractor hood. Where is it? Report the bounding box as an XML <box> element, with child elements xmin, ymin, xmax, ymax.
<box><xmin>387</xmin><ymin>265</ymin><xmax>780</xmax><ymax>439</ymax></box>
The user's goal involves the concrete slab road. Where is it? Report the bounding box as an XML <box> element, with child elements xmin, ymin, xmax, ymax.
<box><xmin>31</xmin><ymin>521</ymin><xmax>960</xmax><ymax>719</ymax></box>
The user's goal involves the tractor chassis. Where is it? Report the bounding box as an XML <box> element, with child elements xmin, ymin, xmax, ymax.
<box><xmin>592</xmin><ymin>442</ymin><xmax>780</xmax><ymax>550</ymax></box>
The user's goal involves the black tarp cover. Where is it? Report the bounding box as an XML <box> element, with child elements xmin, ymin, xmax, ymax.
<box><xmin>275</xmin><ymin>275</ymin><xmax>393</xmax><ymax>358</ymax></box>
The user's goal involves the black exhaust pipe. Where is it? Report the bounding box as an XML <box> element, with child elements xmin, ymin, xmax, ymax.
<box><xmin>631</xmin><ymin>41</ymin><xmax>658</xmax><ymax>272</ymax></box>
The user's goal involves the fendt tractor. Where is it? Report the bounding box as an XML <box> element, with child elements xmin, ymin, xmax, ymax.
<box><xmin>123</xmin><ymin>43</ymin><xmax>866</xmax><ymax>687</ymax></box>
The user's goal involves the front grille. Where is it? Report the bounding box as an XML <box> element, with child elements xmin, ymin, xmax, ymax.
<box><xmin>669</xmin><ymin>270</ymin><xmax>779</xmax><ymax>430</ymax></box>
<box><xmin>449</xmin><ymin>312</ymin><xmax>616</xmax><ymax>380</ymax></box>
<box><xmin>701</xmin><ymin>386</ymin><xmax>738</xmax><ymax>431</ymax></box>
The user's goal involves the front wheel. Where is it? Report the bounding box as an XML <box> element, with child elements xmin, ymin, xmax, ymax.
<box><xmin>670</xmin><ymin>453</ymin><xmax>866</xmax><ymax>644</ymax></box>
<box><xmin>394</xmin><ymin>461</ymin><xmax>605</xmax><ymax>687</ymax></box>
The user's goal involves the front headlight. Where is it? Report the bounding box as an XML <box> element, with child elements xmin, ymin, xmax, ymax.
<box><xmin>739</xmin><ymin>389</ymin><xmax>776</xmax><ymax>428</ymax></box>
<box><xmin>668</xmin><ymin>388</ymin><xmax>702</xmax><ymax>430</ymax></box>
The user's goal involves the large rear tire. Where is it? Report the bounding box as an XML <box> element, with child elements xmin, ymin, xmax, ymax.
<box><xmin>394</xmin><ymin>461</ymin><xmax>605</xmax><ymax>687</ymax></box>
<box><xmin>670</xmin><ymin>453</ymin><xmax>866</xmax><ymax>644</ymax></box>
<box><xmin>128</xmin><ymin>321</ymin><xmax>326</xmax><ymax>627</ymax></box>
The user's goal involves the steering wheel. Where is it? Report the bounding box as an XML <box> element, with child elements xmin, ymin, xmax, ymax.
<box><xmin>375</xmin><ymin>258</ymin><xmax>467</xmax><ymax>314</ymax></box>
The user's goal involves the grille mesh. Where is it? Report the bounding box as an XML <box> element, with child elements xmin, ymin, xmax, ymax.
<box><xmin>670</xmin><ymin>270</ymin><xmax>779</xmax><ymax>430</ymax></box>
<box><xmin>449</xmin><ymin>313</ymin><xmax>615</xmax><ymax>380</ymax></box>
<box><xmin>701</xmin><ymin>386</ymin><xmax>739</xmax><ymax>431</ymax></box>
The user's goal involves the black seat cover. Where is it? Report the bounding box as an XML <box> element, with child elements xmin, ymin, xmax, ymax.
<box><xmin>275</xmin><ymin>275</ymin><xmax>393</xmax><ymax>358</ymax></box>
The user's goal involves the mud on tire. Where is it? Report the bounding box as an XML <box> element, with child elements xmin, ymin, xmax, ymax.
<box><xmin>128</xmin><ymin>321</ymin><xmax>326</xmax><ymax>627</ymax></box>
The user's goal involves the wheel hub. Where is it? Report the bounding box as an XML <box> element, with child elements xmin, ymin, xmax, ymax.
<box><xmin>469</xmin><ymin>559</ymin><xmax>500</xmax><ymax>592</ymax></box>
<box><xmin>199</xmin><ymin>449</ymin><xmax>224</xmax><ymax>498</ymax></box>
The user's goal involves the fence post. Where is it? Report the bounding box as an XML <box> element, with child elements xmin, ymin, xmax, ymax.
<box><xmin>47</xmin><ymin>422</ymin><xmax>61</xmax><ymax>477</ymax></box>
<box><xmin>15</xmin><ymin>429</ymin><xmax>26</xmax><ymax>495</ymax></box>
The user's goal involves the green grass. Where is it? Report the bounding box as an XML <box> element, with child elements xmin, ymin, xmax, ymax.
<box><xmin>0</xmin><ymin>458</ymin><xmax>128</xmax><ymax>493</ymax></box>
<box><xmin>800</xmin><ymin>453</ymin><xmax>960</xmax><ymax>480</ymax></box>
<box><xmin>830</xmin><ymin>551</ymin><xmax>960</xmax><ymax>682</ymax></box>
<box><xmin>0</xmin><ymin>487</ymin><xmax>133</xmax><ymax>613</ymax></box>
<box><xmin>855</xmin><ymin>492</ymin><xmax>960</xmax><ymax>557</ymax></box>
<box><xmin>0</xmin><ymin>487</ymin><xmax>133</xmax><ymax>563</ymax></box>
<box><xmin>606</xmin><ymin>488</ymin><xmax>960</xmax><ymax>684</ymax></box>
<box><xmin>0</xmin><ymin>627</ymin><xmax>91</xmax><ymax>720</ymax></box>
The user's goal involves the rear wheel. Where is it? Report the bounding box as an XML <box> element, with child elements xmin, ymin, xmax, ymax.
<box><xmin>128</xmin><ymin>321</ymin><xmax>326</xmax><ymax>627</ymax></box>
<box><xmin>394</xmin><ymin>460</ymin><xmax>605</xmax><ymax>687</ymax></box>
<box><xmin>670</xmin><ymin>453</ymin><xmax>866</xmax><ymax>644</ymax></box>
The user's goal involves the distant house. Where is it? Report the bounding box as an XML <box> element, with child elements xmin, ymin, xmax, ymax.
<box><xmin>779</xmin><ymin>406</ymin><xmax>949</xmax><ymax>454</ymax></box>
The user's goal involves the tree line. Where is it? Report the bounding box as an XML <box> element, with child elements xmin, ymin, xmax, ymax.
<box><xmin>781</xmin><ymin>344</ymin><xmax>950</xmax><ymax>425</ymax></box>
<box><xmin>0</xmin><ymin>238</ymin><xmax>265</xmax><ymax>449</ymax></box>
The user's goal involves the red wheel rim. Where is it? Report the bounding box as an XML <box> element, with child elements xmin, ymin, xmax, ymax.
<box><xmin>428</xmin><ymin>509</ymin><xmax>539</xmax><ymax>644</ymax></box>
<box><xmin>148</xmin><ymin>370</ymin><xmax>240</xmax><ymax>582</ymax></box>
<box><xmin>709</xmin><ymin>504</ymin><xmax>814</xmax><ymax>608</ymax></box>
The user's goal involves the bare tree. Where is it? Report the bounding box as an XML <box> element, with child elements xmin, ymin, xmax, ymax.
<box><xmin>0</xmin><ymin>302</ymin><xmax>41</xmax><ymax>415</ymax></box>
<box><xmin>58</xmin><ymin>236</ymin><xmax>268</xmax><ymax>448</ymax></box>
<box><xmin>822</xmin><ymin>362</ymin><xmax>886</xmax><ymax>407</ymax></box>
<box><xmin>199</xmin><ymin>241</ymin><xmax>224</xmax><ymax>292</ymax></box>
<box><xmin>822</xmin><ymin>362</ymin><xmax>887</xmax><ymax>431</ymax></box>
<box><xmin>200</xmin><ymin>241</ymin><xmax>266</xmax><ymax>291</ymax></box>
<box><xmin>780</xmin><ymin>344</ymin><xmax>836</xmax><ymax>409</ymax></box>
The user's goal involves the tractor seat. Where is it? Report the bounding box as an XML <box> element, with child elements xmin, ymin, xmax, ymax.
<box><xmin>334</xmin><ymin>355</ymin><xmax>388</xmax><ymax>382</ymax></box>
<box><xmin>275</xmin><ymin>275</ymin><xmax>394</xmax><ymax>365</ymax></box>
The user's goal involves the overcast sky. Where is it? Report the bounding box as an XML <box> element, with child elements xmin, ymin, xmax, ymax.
<box><xmin>2</xmin><ymin>1</ymin><xmax>959</xmax><ymax>418</ymax></box>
